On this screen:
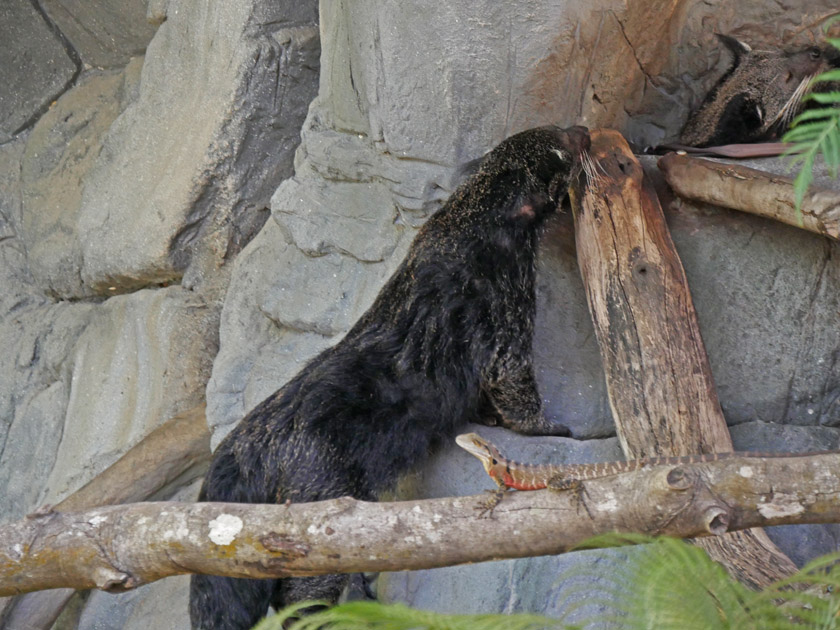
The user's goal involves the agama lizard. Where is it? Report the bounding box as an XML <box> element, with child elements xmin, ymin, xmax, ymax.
<box><xmin>454</xmin><ymin>432</ymin><xmax>825</xmax><ymax>514</ymax></box>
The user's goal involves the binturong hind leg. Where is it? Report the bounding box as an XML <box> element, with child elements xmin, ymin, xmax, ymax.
<box><xmin>271</xmin><ymin>574</ymin><xmax>350</xmax><ymax>615</ymax></box>
<box><xmin>190</xmin><ymin>574</ymin><xmax>276</xmax><ymax>630</ymax></box>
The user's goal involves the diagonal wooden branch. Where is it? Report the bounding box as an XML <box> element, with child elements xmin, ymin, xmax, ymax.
<box><xmin>658</xmin><ymin>152</ymin><xmax>840</xmax><ymax>240</ymax></box>
<box><xmin>2</xmin><ymin>452</ymin><xmax>840</xmax><ymax>597</ymax></box>
<box><xmin>570</xmin><ymin>129</ymin><xmax>797</xmax><ymax>587</ymax></box>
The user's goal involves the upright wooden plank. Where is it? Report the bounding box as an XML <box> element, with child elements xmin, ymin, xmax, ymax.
<box><xmin>570</xmin><ymin>129</ymin><xmax>796</xmax><ymax>587</ymax></box>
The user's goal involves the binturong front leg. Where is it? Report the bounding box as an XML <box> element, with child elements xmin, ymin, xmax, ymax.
<box><xmin>482</xmin><ymin>361</ymin><xmax>569</xmax><ymax>436</ymax></box>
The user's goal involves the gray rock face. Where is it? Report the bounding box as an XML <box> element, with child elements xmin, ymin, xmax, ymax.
<box><xmin>0</xmin><ymin>286</ymin><xmax>217</xmax><ymax>521</ymax></box>
<box><xmin>3</xmin><ymin>0</ymin><xmax>840</xmax><ymax>626</ymax></box>
<box><xmin>20</xmin><ymin>61</ymin><xmax>143</xmax><ymax>298</ymax></box>
<box><xmin>669</xmin><ymin>197</ymin><xmax>840</xmax><ymax>428</ymax></box>
<box><xmin>0</xmin><ymin>137</ymin><xmax>42</xmax><ymax>316</ymax></box>
<box><xmin>0</xmin><ymin>0</ymin><xmax>78</xmax><ymax>141</ymax></box>
<box><xmin>76</xmin><ymin>0</ymin><xmax>320</xmax><ymax>296</ymax></box>
<box><xmin>1</xmin><ymin>7</ymin><xmax>320</xmax><ymax>628</ymax></box>
<box><xmin>41</xmin><ymin>0</ymin><xmax>158</xmax><ymax>69</ymax></box>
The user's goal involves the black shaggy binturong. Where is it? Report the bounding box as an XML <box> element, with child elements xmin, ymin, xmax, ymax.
<box><xmin>189</xmin><ymin>125</ymin><xmax>590</xmax><ymax>630</ymax></box>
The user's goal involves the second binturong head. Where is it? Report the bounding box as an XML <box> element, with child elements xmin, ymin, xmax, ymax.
<box><xmin>680</xmin><ymin>34</ymin><xmax>840</xmax><ymax>147</ymax></box>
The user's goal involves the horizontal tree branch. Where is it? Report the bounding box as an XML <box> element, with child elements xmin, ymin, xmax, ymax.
<box><xmin>658</xmin><ymin>153</ymin><xmax>840</xmax><ymax>240</ymax></box>
<box><xmin>3</xmin><ymin>452</ymin><xmax>840</xmax><ymax>597</ymax></box>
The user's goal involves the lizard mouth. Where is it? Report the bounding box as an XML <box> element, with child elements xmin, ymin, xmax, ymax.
<box><xmin>455</xmin><ymin>433</ymin><xmax>485</xmax><ymax>458</ymax></box>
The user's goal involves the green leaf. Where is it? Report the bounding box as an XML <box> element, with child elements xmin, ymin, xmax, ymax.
<box><xmin>783</xmin><ymin>78</ymin><xmax>840</xmax><ymax>211</ymax></box>
<box><xmin>786</xmin><ymin>120</ymin><xmax>834</xmax><ymax>134</ymax></box>
<box><xmin>258</xmin><ymin>601</ymin><xmax>572</xmax><ymax>630</ymax></box>
<box><xmin>824</xmin><ymin>128</ymin><xmax>840</xmax><ymax>177</ymax></box>
<box><xmin>262</xmin><ymin>544</ymin><xmax>840</xmax><ymax>630</ymax></box>
<box><xmin>823</xmin><ymin>38</ymin><xmax>840</xmax><ymax>52</ymax></box>
<box><xmin>811</xmin><ymin>68</ymin><xmax>840</xmax><ymax>82</ymax></box>
<box><xmin>805</xmin><ymin>91</ymin><xmax>840</xmax><ymax>105</ymax></box>
<box><xmin>792</xmin><ymin>151</ymin><xmax>816</xmax><ymax>209</ymax></box>
<box><xmin>789</xmin><ymin>108</ymin><xmax>835</xmax><ymax>123</ymax></box>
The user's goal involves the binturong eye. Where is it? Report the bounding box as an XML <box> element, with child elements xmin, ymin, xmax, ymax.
<box><xmin>809</xmin><ymin>47</ymin><xmax>821</xmax><ymax>60</ymax></box>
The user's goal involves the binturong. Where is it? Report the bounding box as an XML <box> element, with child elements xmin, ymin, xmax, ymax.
<box><xmin>680</xmin><ymin>34</ymin><xmax>840</xmax><ymax>147</ymax></box>
<box><xmin>189</xmin><ymin>125</ymin><xmax>591</xmax><ymax>630</ymax></box>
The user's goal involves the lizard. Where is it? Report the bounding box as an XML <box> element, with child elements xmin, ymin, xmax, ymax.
<box><xmin>454</xmin><ymin>431</ymin><xmax>826</xmax><ymax>514</ymax></box>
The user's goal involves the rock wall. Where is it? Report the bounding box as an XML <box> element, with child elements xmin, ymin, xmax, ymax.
<box><xmin>1</xmin><ymin>0</ymin><xmax>839</xmax><ymax>627</ymax></box>
<box><xmin>0</xmin><ymin>0</ymin><xmax>319</xmax><ymax>626</ymax></box>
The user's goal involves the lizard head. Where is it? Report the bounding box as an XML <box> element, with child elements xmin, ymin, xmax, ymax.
<box><xmin>455</xmin><ymin>432</ymin><xmax>505</xmax><ymax>477</ymax></box>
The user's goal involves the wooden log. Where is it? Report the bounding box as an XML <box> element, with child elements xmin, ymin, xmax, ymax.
<box><xmin>658</xmin><ymin>152</ymin><xmax>840</xmax><ymax>240</ymax></box>
<box><xmin>0</xmin><ymin>404</ymin><xmax>210</xmax><ymax>630</ymax></box>
<box><xmin>2</xmin><ymin>452</ymin><xmax>840</xmax><ymax>596</ymax></box>
<box><xmin>570</xmin><ymin>129</ymin><xmax>797</xmax><ymax>587</ymax></box>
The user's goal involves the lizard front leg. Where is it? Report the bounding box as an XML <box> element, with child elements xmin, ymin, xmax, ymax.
<box><xmin>476</xmin><ymin>477</ymin><xmax>510</xmax><ymax>518</ymax></box>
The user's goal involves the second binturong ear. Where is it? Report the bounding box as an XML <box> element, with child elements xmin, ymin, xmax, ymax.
<box><xmin>715</xmin><ymin>33</ymin><xmax>752</xmax><ymax>65</ymax></box>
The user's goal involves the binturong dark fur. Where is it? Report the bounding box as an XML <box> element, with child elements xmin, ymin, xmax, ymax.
<box><xmin>189</xmin><ymin>125</ymin><xmax>591</xmax><ymax>630</ymax></box>
<box><xmin>680</xmin><ymin>34</ymin><xmax>840</xmax><ymax>147</ymax></box>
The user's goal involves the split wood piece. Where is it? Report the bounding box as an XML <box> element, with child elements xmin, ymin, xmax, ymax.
<box><xmin>654</xmin><ymin>142</ymin><xmax>793</xmax><ymax>159</ymax></box>
<box><xmin>2</xmin><ymin>451</ymin><xmax>839</xmax><ymax>596</ymax></box>
<box><xmin>570</xmin><ymin>129</ymin><xmax>797</xmax><ymax>587</ymax></box>
<box><xmin>658</xmin><ymin>152</ymin><xmax>840</xmax><ymax>240</ymax></box>
<box><xmin>0</xmin><ymin>404</ymin><xmax>211</xmax><ymax>630</ymax></box>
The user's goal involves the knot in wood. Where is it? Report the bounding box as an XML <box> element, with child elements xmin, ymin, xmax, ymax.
<box><xmin>94</xmin><ymin>566</ymin><xmax>130</xmax><ymax>591</ymax></box>
<box><xmin>704</xmin><ymin>507</ymin><xmax>730</xmax><ymax>535</ymax></box>
<box><xmin>666</xmin><ymin>466</ymin><xmax>694</xmax><ymax>490</ymax></box>
<box><xmin>260</xmin><ymin>534</ymin><xmax>311</xmax><ymax>559</ymax></box>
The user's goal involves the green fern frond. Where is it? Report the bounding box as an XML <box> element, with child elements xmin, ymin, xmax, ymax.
<box><xmin>255</xmin><ymin>600</ymin><xmax>575</xmax><ymax>630</ymax></box>
<box><xmin>561</xmin><ymin>536</ymin><xmax>769</xmax><ymax>630</ymax></box>
<box><xmin>263</xmin><ymin>540</ymin><xmax>840</xmax><ymax>630</ymax></box>
<box><xmin>809</xmin><ymin>68</ymin><xmax>840</xmax><ymax>82</ymax></box>
<box><xmin>790</xmin><ymin>108</ymin><xmax>835</xmax><ymax>123</ymax></box>
<box><xmin>806</xmin><ymin>91</ymin><xmax>840</xmax><ymax>105</ymax></box>
<box><xmin>783</xmin><ymin>34</ymin><xmax>840</xmax><ymax>210</ymax></box>
<box><xmin>742</xmin><ymin>551</ymin><xmax>840</xmax><ymax>629</ymax></box>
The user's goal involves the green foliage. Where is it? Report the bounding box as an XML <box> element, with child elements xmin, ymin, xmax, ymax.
<box><xmin>254</xmin><ymin>600</ymin><xmax>575</xmax><ymax>630</ymax></box>
<box><xmin>566</xmin><ymin>535</ymin><xmax>840</xmax><ymax>629</ymax></box>
<box><xmin>256</xmin><ymin>536</ymin><xmax>840</xmax><ymax>630</ymax></box>
<box><xmin>783</xmin><ymin>38</ymin><xmax>840</xmax><ymax>209</ymax></box>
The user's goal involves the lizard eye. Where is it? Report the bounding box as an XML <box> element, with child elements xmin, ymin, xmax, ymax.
<box><xmin>491</xmin><ymin>458</ymin><xmax>498</xmax><ymax>465</ymax></box>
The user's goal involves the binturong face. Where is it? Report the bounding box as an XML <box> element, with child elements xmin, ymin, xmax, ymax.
<box><xmin>477</xmin><ymin>125</ymin><xmax>591</xmax><ymax>208</ymax></box>
<box><xmin>680</xmin><ymin>35</ymin><xmax>840</xmax><ymax>147</ymax></box>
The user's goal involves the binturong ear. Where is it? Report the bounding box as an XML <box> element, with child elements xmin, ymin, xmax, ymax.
<box><xmin>715</xmin><ymin>33</ymin><xmax>752</xmax><ymax>66</ymax></box>
<box><xmin>506</xmin><ymin>191</ymin><xmax>552</xmax><ymax>222</ymax></box>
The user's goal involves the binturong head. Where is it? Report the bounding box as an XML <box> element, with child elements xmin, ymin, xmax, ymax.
<box><xmin>680</xmin><ymin>35</ymin><xmax>840</xmax><ymax>147</ymax></box>
<box><xmin>476</xmin><ymin>125</ymin><xmax>591</xmax><ymax>207</ymax></box>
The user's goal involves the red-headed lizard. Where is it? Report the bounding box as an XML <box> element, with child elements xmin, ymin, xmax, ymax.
<box><xmin>455</xmin><ymin>431</ymin><xmax>830</xmax><ymax>514</ymax></box>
